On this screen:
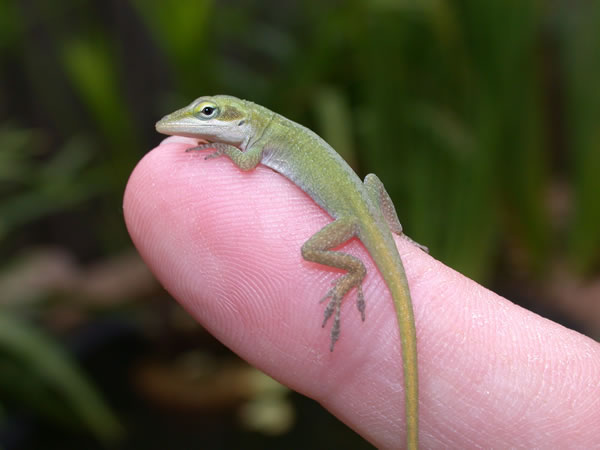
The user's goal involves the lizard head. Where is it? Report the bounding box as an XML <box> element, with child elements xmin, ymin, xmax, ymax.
<box><xmin>156</xmin><ymin>95</ymin><xmax>252</xmax><ymax>147</ymax></box>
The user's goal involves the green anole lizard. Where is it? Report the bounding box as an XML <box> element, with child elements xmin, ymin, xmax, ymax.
<box><xmin>156</xmin><ymin>95</ymin><xmax>424</xmax><ymax>449</ymax></box>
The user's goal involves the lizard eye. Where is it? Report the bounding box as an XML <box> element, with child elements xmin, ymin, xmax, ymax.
<box><xmin>194</xmin><ymin>102</ymin><xmax>219</xmax><ymax>119</ymax></box>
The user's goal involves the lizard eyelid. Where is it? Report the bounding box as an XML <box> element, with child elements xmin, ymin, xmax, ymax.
<box><xmin>194</xmin><ymin>102</ymin><xmax>219</xmax><ymax>119</ymax></box>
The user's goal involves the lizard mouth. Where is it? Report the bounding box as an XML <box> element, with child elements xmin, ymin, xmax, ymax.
<box><xmin>155</xmin><ymin>116</ymin><xmax>212</xmax><ymax>138</ymax></box>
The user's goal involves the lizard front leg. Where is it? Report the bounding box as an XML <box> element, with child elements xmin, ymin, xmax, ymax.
<box><xmin>187</xmin><ymin>143</ymin><xmax>263</xmax><ymax>171</ymax></box>
<box><xmin>301</xmin><ymin>216</ymin><xmax>367</xmax><ymax>351</ymax></box>
<box><xmin>364</xmin><ymin>173</ymin><xmax>428</xmax><ymax>253</ymax></box>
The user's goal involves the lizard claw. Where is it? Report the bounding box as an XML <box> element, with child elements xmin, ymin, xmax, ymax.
<box><xmin>356</xmin><ymin>285</ymin><xmax>366</xmax><ymax>321</ymax></box>
<box><xmin>320</xmin><ymin>288</ymin><xmax>336</xmax><ymax>327</ymax></box>
<box><xmin>185</xmin><ymin>143</ymin><xmax>212</xmax><ymax>153</ymax></box>
<box><xmin>204</xmin><ymin>149</ymin><xmax>223</xmax><ymax>160</ymax></box>
<box><xmin>329</xmin><ymin>300</ymin><xmax>342</xmax><ymax>351</ymax></box>
<box><xmin>183</xmin><ymin>143</ymin><xmax>223</xmax><ymax>160</ymax></box>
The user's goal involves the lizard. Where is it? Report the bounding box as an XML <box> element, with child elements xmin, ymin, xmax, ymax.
<box><xmin>156</xmin><ymin>95</ymin><xmax>423</xmax><ymax>449</ymax></box>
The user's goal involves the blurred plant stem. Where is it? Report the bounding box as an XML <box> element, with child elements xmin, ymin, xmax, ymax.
<box><xmin>0</xmin><ymin>310</ymin><xmax>122</xmax><ymax>442</ymax></box>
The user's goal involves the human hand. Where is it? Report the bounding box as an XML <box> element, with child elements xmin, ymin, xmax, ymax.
<box><xmin>124</xmin><ymin>137</ymin><xmax>600</xmax><ymax>449</ymax></box>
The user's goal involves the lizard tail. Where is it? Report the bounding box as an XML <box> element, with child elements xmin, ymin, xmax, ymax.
<box><xmin>372</xmin><ymin>249</ymin><xmax>419</xmax><ymax>450</ymax></box>
<box><xmin>388</xmin><ymin>271</ymin><xmax>419</xmax><ymax>450</ymax></box>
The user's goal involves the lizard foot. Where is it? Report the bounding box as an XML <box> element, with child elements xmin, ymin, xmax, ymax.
<box><xmin>185</xmin><ymin>143</ymin><xmax>212</xmax><ymax>153</ymax></box>
<box><xmin>183</xmin><ymin>143</ymin><xmax>224</xmax><ymax>160</ymax></box>
<box><xmin>319</xmin><ymin>275</ymin><xmax>365</xmax><ymax>351</ymax></box>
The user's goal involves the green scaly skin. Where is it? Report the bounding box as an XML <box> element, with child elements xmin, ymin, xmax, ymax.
<box><xmin>156</xmin><ymin>95</ymin><xmax>422</xmax><ymax>449</ymax></box>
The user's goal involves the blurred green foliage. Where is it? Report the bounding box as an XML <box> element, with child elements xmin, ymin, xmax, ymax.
<box><xmin>3</xmin><ymin>0</ymin><xmax>600</xmax><ymax>277</ymax></box>
<box><xmin>560</xmin><ymin>4</ymin><xmax>600</xmax><ymax>273</ymax></box>
<box><xmin>0</xmin><ymin>309</ymin><xmax>122</xmax><ymax>441</ymax></box>
<box><xmin>1</xmin><ymin>0</ymin><xmax>599</xmax><ymax>446</ymax></box>
<box><xmin>0</xmin><ymin>125</ymin><xmax>104</xmax><ymax>240</ymax></box>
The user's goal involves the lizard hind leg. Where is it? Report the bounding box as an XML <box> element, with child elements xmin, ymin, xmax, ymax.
<box><xmin>301</xmin><ymin>217</ymin><xmax>367</xmax><ymax>351</ymax></box>
<box><xmin>364</xmin><ymin>173</ymin><xmax>429</xmax><ymax>253</ymax></box>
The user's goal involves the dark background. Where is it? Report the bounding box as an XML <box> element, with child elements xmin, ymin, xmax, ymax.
<box><xmin>1</xmin><ymin>0</ymin><xmax>599</xmax><ymax>448</ymax></box>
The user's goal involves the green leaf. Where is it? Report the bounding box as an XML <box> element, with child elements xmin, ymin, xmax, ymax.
<box><xmin>0</xmin><ymin>310</ymin><xmax>122</xmax><ymax>442</ymax></box>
